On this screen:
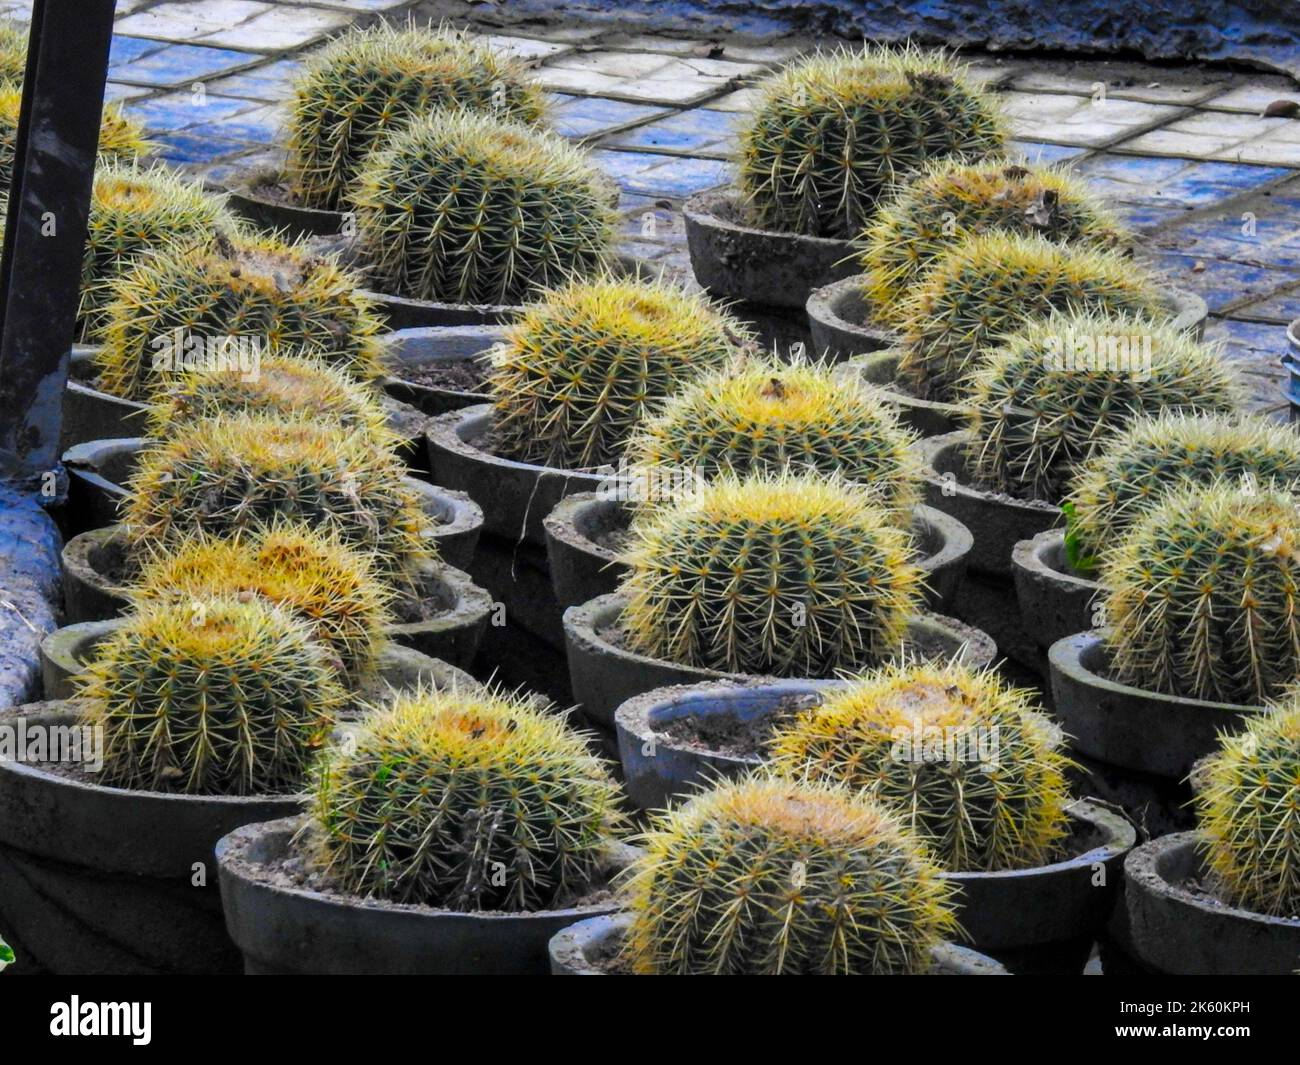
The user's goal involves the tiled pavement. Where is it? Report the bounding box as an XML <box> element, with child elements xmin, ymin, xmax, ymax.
<box><xmin>6</xmin><ymin>0</ymin><xmax>1300</xmax><ymax>417</ymax></box>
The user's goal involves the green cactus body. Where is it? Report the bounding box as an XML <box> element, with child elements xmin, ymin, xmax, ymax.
<box><xmin>354</xmin><ymin>109</ymin><xmax>615</xmax><ymax>306</ymax></box>
<box><xmin>78</xmin><ymin>595</ymin><xmax>345</xmax><ymax>794</ymax></box>
<box><xmin>770</xmin><ymin>660</ymin><xmax>1073</xmax><ymax>871</ymax></box>
<box><xmin>1195</xmin><ymin>703</ymin><xmax>1300</xmax><ymax>917</ymax></box>
<box><xmin>489</xmin><ymin>276</ymin><xmax>747</xmax><ymax>470</ymax></box>
<box><xmin>897</xmin><ymin>232</ymin><xmax>1164</xmax><ymax>403</ymax></box>
<box><xmin>861</xmin><ymin>159</ymin><xmax>1130</xmax><ymax>323</ymax></box>
<box><xmin>966</xmin><ymin>312</ymin><xmax>1239</xmax><ymax>502</ymax></box>
<box><xmin>620</xmin><ymin>470</ymin><xmax>923</xmax><ymax>677</ymax></box>
<box><xmin>1101</xmin><ymin>483</ymin><xmax>1300</xmax><ymax>704</ymax></box>
<box><xmin>0</xmin><ymin>20</ymin><xmax>27</xmax><ymax>85</ymax></box>
<box><xmin>737</xmin><ymin>46</ymin><xmax>1005</xmax><ymax>239</ymax></box>
<box><xmin>624</xmin><ymin>775</ymin><xmax>958</xmax><ymax>974</ymax></box>
<box><xmin>93</xmin><ymin>232</ymin><xmax>386</xmax><ymax>401</ymax></box>
<box><xmin>1066</xmin><ymin>412</ymin><xmax>1300</xmax><ymax>563</ymax></box>
<box><xmin>286</xmin><ymin>23</ymin><xmax>547</xmax><ymax>211</ymax></box>
<box><xmin>627</xmin><ymin>353</ymin><xmax>921</xmax><ymax>509</ymax></box>
<box><xmin>309</xmin><ymin>686</ymin><xmax>623</xmax><ymax>910</ymax></box>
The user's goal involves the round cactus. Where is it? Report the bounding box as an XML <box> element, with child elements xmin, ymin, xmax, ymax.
<box><xmin>1194</xmin><ymin>702</ymin><xmax>1300</xmax><ymax>917</ymax></box>
<box><xmin>78</xmin><ymin>595</ymin><xmax>344</xmax><ymax>794</ymax></box>
<box><xmin>93</xmin><ymin>231</ymin><xmax>386</xmax><ymax>401</ymax></box>
<box><xmin>1066</xmin><ymin>412</ymin><xmax>1300</xmax><ymax>564</ymax></box>
<box><xmin>966</xmin><ymin>312</ymin><xmax>1239</xmax><ymax>502</ymax></box>
<box><xmin>623</xmin><ymin>775</ymin><xmax>957</xmax><ymax>974</ymax></box>
<box><xmin>627</xmin><ymin>352</ymin><xmax>922</xmax><ymax>509</ymax></box>
<box><xmin>286</xmin><ymin>22</ymin><xmax>547</xmax><ymax>211</ymax></box>
<box><xmin>308</xmin><ymin>685</ymin><xmax>623</xmax><ymax>910</ymax></box>
<box><xmin>861</xmin><ymin>159</ymin><xmax>1130</xmax><ymax>323</ymax></box>
<box><xmin>0</xmin><ymin>20</ymin><xmax>28</xmax><ymax>85</ymax></box>
<box><xmin>897</xmin><ymin>232</ymin><xmax>1165</xmax><ymax>402</ymax></box>
<box><xmin>736</xmin><ymin>45</ymin><xmax>1005</xmax><ymax>239</ymax></box>
<box><xmin>770</xmin><ymin>660</ymin><xmax>1073</xmax><ymax>871</ymax></box>
<box><xmin>620</xmin><ymin>470</ymin><xmax>923</xmax><ymax>677</ymax></box>
<box><xmin>1101</xmin><ymin>482</ymin><xmax>1300</xmax><ymax>705</ymax></box>
<box><xmin>353</xmin><ymin>108</ymin><xmax>616</xmax><ymax>306</ymax></box>
<box><xmin>488</xmin><ymin>276</ymin><xmax>748</xmax><ymax>470</ymax></box>
<box><xmin>78</xmin><ymin>161</ymin><xmax>234</xmax><ymax>339</ymax></box>
<box><xmin>123</xmin><ymin>413</ymin><xmax>430</xmax><ymax>579</ymax></box>
<box><xmin>129</xmin><ymin>521</ymin><xmax>391</xmax><ymax>680</ymax></box>
<box><xmin>145</xmin><ymin>351</ymin><xmax>391</xmax><ymax>440</ymax></box>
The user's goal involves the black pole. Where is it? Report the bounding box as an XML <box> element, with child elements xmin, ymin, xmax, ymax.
<box><xmin>0</xmin><ymin>0</ymin><xmax>117</xmax><ymax>487</ymax></box>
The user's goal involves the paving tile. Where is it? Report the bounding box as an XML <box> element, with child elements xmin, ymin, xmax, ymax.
<box><xmin>604</xmin><ymin>108</ymin><xmax>739</xmax><ymax>156</ymax></box>
<box><xmin>152</xmin><ymin>130</ymin><xmax>252</xmax><ymax>164</ymax></box>
<box><xmin>548</xmin><ymin>95</ymin><xmax>667</xmax><ymax>139</ymax></box>
<box><xmin>1202</xmin><ymin>83</ymin><xmax>1300</xmax><ymax>115</ymax></box>
<box><xmin>104</xmin><ymin>82</ymin><xmax>153</xmax><ymax>103</ymax></box>
<box><xmin>1001</xmin><ymin>91</ymin><xmax>1181</xmax><ymax>146</ymax></box>
<box><xmin>1009</xmin><ymin>140</ymin><xmax>1090</xmax><ymax>165</ymax></box>
<box><xmin>109</xmin><ymin>36</ymin><xmax>169</xmax><ymax>67</ymax></box>
<box><xmin>597</xmin><ymin>34</ymin><xmax>702</xmax><ymax>56</ymax></box>
<box><xmin>186</xmin><ymin>102</ymin><xmax>284</xmax><ymax>145</ymax></box>
<box><xmin>1231</xmin><ymin>282</ymin><xmax>1300</xmax><ymax>323</ymax></box>
<box><xmin>707</xmin><ymin>87</ymin><xmax>765</xmax><ymax>112</ymax></box>
<box><xmin>1113</xmin><ymin>203</ymin><xmax>1194</xmax><ymax>230</ymax></box>
<box><xmin>548</xmin><ymin>51</ymin><xmax>679</xmax><ymax>79</ymax></box>
<box><xmin>116</xmin><ymin>1</ymin><xmax>274</xmax><ymax>40</ymax></box>
<box><xmin>1146</xmin><ymin>250</ymin><xmax>1284</xmax><ymax>312</ymax></box>
<box><xmin>535</xmin><ymin>66</ymin><xmax>625</xmax><ymax>96</ymax></box>
<box><xmin>484</xmin><ymin>35</ymin><xmax>572</xmax><ymax>62</ymax></box>
<box><xmin>591</xmin><ymin>148</ymin><xmax>731</xmax><ymax>197</ymax></box>
<box><xmin>1125</xmin><ymin>112</ymin><xmax>1300</xmax><ymax>166</ymax></box>
<box><xmin>1077</xmin><ymin>155</ymin><xmax>1287</xmax><ymax>208</ymax></box>
<box><xmin>1150</xmin><ymin>211</ymin><xmax>1300</xmax><ymax>270</ymax></box>
<box><xmin>109</xmin><ymin>42</ymin><xmax>261</xmax><ymax>88</ymax></box>
<box><xmin>1010</xmin><ymin>68</ymin><xmax>1221</xmax><ymax>105</ymax></box>
<box><xmin>200</xmin><ymin>6</ymin><xmax>351</xmax><ymax>50</ymax></box>
<box><xmin>204</xmin><ymin>59</ymin><xmax>302</xmax><ymax>101</ymax></box>
<box><xmin>126</xmin><ymin>91</ymin><xmax>259</xmax><ymax>134</ymax></box>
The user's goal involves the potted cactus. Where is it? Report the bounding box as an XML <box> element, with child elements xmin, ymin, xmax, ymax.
<box><xmin>379</xmin><ymin>323</ymin><xmax>505</xmax><ymax>417</ymax></box>
<box><xmin>806</xmin><ymin>158</ymin><xmax>1131</xmax><ymax>363</ymax></box>
<box><xmin>216</xmin><ymin>686</ymin><xmax>630</xmax><ymax>974</ymax></box>
<box><xmin>229</xmin><ymin>23</ymin><xmax>547</xmax><ymax>240</ymax></box>
<box><xmin>563</xmin><ymin>469</ymin><xmax>995</xmax><ymax>736</ymax></box>
<box><xmin>685</xmin><ymin>45</ymin><xmax>1004</xmax><ymax>311</ymax></box>
<box><xmin>1013</xmin><ymin>412</ymin><xmax>1300</xmax><ymax>657</ymax></box>
<box><xmin>1125</xmin><ymin>704</ymin><xmax>1300</xmax><ymax>973</ymax></box>
<box><xmin>0</xmin><ymin>594</ymin><xmax>453</xmax><ymax>974</ymax></box>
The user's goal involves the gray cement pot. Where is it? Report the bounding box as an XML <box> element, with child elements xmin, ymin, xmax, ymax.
<box><xmin>39</xmin><ymin>616</ymin><xmax>473</xmax><ymax>703</ymax></box>
<box><xmin>918</xmin><ymin>430</ymin><xmax>1061</xmax><ymax>578</ymax></box>
<box><xmin>379</xmin><ymin>324</ymin><xmax>504</xmax><ymax>417</ymax></box>
<box><xmin>1012</xmin><ymin>529</ymin><xmax>1099</xmax><ymax>653</ymax></box>
<box><xmin>833</xmin><ymin>349</ymin><xmax>965</xmax><ymax>438</ymax></box>
<box><xmin>683</xmin><ymin>188</ymin><xmax>858</xmax><ymax>309</ymax></box>
<box><xmin>59</xmin><ymin>436</ymin><xmax>483</xmax><ymax>568</ymax></box>
<box><xmin>806</xmin><ymin>273</ymin><xmax>898</xmax><ymax>362</ymax></box>
<box><xmin>548</xmin><ymin>911</ymin><xmax>1010</xmax><ymax>975</ymax></box>
<box><xmin>216</xmin><ymin>816</ymin><xmax>632</xmax><ymax>974</ymax></box>
<box><xmin>564</xmin><ymin>591</ymin><xmax>996</xmax><ymax>734</ymax></box>
<box><xmin>226</xmin><ymin>177</ymin><xmax>348</xmax><ymax>240</ymax></box>
<box><xmin>1125</xmin><ymin>832</ymin><xmax>1300</xmax><ymax>975</ymax></box>
<box><xmin>1048</xmin><ymin>630</ymin><xmax>1259</xmax><ymax>780</ymax></box>
<box><xmin>543</xmin><ymin>492</ymin><xmax>973</xmax><ymax>615</ymax></box>
<box><xmin>426</xmin><ymin>404</ymin><xmax>605</xmax><ymax>546</ymax></box>
<box><xmin>0</xmin><ymin>700</ymin><xmax>299</xmax><ymax>974</ymax></box>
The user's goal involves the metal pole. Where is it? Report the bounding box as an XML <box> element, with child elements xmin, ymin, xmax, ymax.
<box><xmin>0</xmin><ymin>0</ymin><xmax>117</xmax><ymax>487</ymax></box>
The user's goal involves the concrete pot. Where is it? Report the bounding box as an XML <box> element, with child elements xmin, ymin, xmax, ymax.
<box><xmin>1012</xmin><ymin>529</ymin><xmax>1099</xmax><ymax>653</ymax></box>
<box><xmin>833</xmin><ymin>349</ymin><xmax>965</xmax><ymax>438</ymax></box>
<box><xmin>548</xmin><ymin>912</ymin><xmax>1010</xmax><ymax>975</ymax></box>
<box><xmin>1048</xmin><ymin>630</ymin><xmax>1260</xmax><ymax>780</ymax></box>
<box><xmin>0</xmin><ymin>700</ymin><xmax>297</xmax><ymax>974</ymax></box>
<box><xmin>426</xmin><ymin>404</ymin><xmax>605</xmax><ymax>546</ymax></box>
<box><xmin>543</xmin><ymin>492</ymin><xmax>972</xmax><ymax>616</ymax></box>
<box><xmin>39</xmin><ymin>616</ymin><xmax>473</xmax><ymax>703</ymax></box>
<box><xmin>918</xmin><ymin>430</ymin><xmax>1061</xmax><ymax>578</ymax></box>
<box><xmin>226</xmin><ymin>177</ymin><xmax>348</xmax><ymax>240</ymax></box>
<box><xmin>805</xmin><ymin>273</ymin><xmax>898</xmax><ymax>361</ymax></box>
<box><xmin>379</xmin><ymin>324</ymin><xmax>503</xmax><ymax>417</ymax></box>
<box><xmin>682</xmin><ymin>188</ymin><xmax>858</xmax><ymax>309</ymax></box>
<box><xmin>564</xmin><ymin>591</ymin><xmax>996</xmax><ymax>734</ymax></box>
<box><xmin>59</xmin><ymin>436</ymin><xmax>483</xmax><ymax>568</ymax></box>
<box><xmin>1126</xmin><ymin>832</ymin><xmax>1300</xmax><ymax>975</ymax></box>
<box><xmin>216</xmin><ymin>816</ymin><xmax>632</xmax><ymax>974</ymax></box>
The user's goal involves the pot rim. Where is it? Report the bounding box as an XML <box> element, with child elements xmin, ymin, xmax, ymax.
<box><xmin>838</xmin><ymin>348</ymin><xmax>969</xmax><ymax>420</ymax></box>
<box><xmin>1011</xmin><ymin>527</ymin><xmax>1099</xmax><ymax>593</ymax></box>
<box><xmin>683</xmin><ymin>187</ymin><xmax>860</xmax><ymax>250</ymax></box>
<box><xmin>917</xmin><ymin>429</ymin><xmax>1063</xmax><ymax>516</ymax></box>
<box><xmin>427</xmin><ymin>403</ymin><xmax>608</xmax><ymax>485</ymax></box>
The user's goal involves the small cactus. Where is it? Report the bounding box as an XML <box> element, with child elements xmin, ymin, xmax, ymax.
<box><xmin>123</xmin><ymin>413</ymin><xmax>430</xmax><ymax>580</ymax></box>
<box><xmin>1101</xmin><ymin>482</ymin><xmax>1300</xmax><ymax>705</ymax></box>
<box><xmin>627</xmin><ymin>352</ymin><xmax>921</xmax><ymax>510</ymax></box>
<box><xmin>286</xmin><ymin>22</ymin><xmax>547</xmax><ymax>211</ymax></box>
<box><xmin>78</xmin><ymin>595</ymin><xmax>344</xmax><ymax>794</ymax></box>
<box><xmin>93</xmin><ymin>231</ymin><xmax>386</xmax><ymax>401</ymax></box>
<box><xmin>129</xmin><ymin>521</ymin><xmax>391</xmax><ymax>680</ymax></box>
<box><xmin>354</xmin><ymin>108</ymin><xmax>615</xmax><ymax>306</ymax></box>
<box><xmin>861</xmin><ymin>159</ymin><xmax>1130</xmax><ymax>323</ymax></box>
<box><xmin>897</xmin><ymin>232</ymin><xmax>1165</xmax><ymax>402</ymax></box>
<box><xmin>770</xmin><ymin>660</ymin><xmax>1073</xmax><ymax>871</ymax></box>
<box><xmin>620</xmin><ymin>470</ymin><xmax>923</xmax><ymax>677</ymax></box>
<box><xmin>737</xmin><ymin>45</ymin><xmax>1005</xmax><ymax>239</ymax></box>
<box><xmin>623</xmin><ymin>775</ymin><xmax>958</xmax><ymax>974</ymax></box>
<box><xmin>966</xmin><ymin>312</ymin><xmax>1239</xmax><ymax>502</ymax></box>
<box><xmin>1194</xmin><ymin>702</ymin><xmax>1300</xmax><ymax>917</ymax></box>
<box><xmin>308</xmin><ymin>685</ymin><xmax>623</xmax><ymax>910</ymax></box>
<box><xmin>489</xmin><ymin>275</ymin><xmax>748</xmax><ymax>469</ymax></box>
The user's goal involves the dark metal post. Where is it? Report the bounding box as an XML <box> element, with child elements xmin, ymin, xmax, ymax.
<box><xmin>0</xmin><ymin>0</ymin><xmax>117</xmax><ymax>487</ymax></box>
